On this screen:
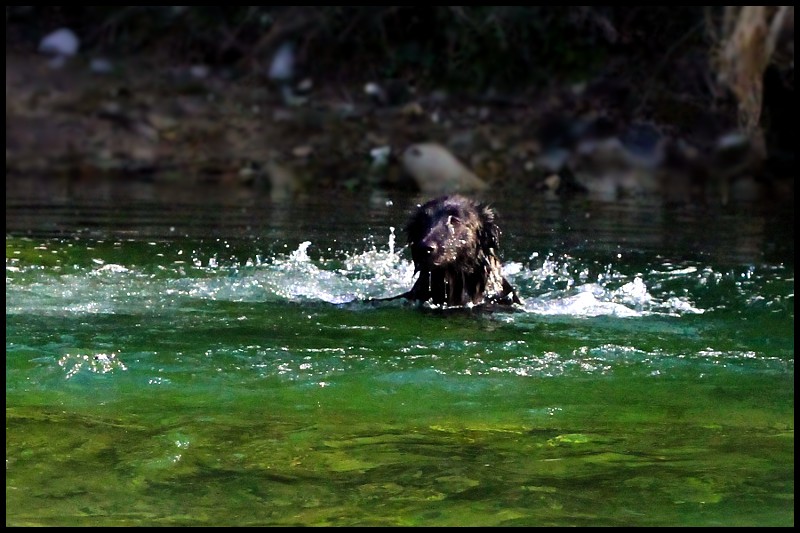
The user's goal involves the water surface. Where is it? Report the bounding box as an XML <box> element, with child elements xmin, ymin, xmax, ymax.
<box><xmin>6</xmin><ymin>178</ymin><xmax>794</xmax><ymax>526</ymax></box>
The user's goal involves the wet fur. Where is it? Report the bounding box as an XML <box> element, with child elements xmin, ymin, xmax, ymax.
<box><xmin>397</xmin><ymin>195</ymin><xmax>521</xmax><ymax>307</ymax></box>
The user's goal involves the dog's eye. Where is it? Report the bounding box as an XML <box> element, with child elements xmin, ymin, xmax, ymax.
<box><xmin>447</xmin><ymin>215</ymin><xmax>460</xmax><ymax>226</ymax></box>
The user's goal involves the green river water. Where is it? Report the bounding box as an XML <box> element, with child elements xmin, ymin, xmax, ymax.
<box><xmin>5</xmin><ymin>180</ymin><xmax>794</xmax><ymax>526</ymax></box>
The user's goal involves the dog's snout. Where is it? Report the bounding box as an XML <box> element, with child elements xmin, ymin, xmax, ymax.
<box><xmin>419</xmin><ymin>239</ymin><xmax>437</xmax><ymax>256</ymax></box>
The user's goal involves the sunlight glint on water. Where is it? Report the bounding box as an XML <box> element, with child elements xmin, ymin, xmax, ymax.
<box><xmin>5</xmin><ymin>193</ymin><xmax>794</xmax><ymax>526</ymax></box>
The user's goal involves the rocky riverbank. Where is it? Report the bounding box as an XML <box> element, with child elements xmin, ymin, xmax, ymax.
<box><xmin>5</xmin><ymin>47</ymin><xmax>793</xmax><ymax>206</ymax></box>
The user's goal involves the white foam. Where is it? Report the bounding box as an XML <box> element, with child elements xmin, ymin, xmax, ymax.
<box><xmin>7</xmin><ymin>234</ymin><xmax>717</xmax><ymax>318</ymax></box>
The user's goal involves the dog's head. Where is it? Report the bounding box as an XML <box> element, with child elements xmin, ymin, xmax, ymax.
<box><xmin>405</xmin><ymin>195</ymin><xmax>501</xmax><ymax>271</ymax></box>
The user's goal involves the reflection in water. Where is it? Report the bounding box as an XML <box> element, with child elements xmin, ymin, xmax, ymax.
<box><xmin>5</xmin><ymin>175</ymin><xmax>795</xmax><ymax>267</ymax></box>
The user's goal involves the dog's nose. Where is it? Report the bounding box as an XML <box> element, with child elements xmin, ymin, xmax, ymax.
<box><xmin>420</xmin><ymin>243</ymin><xmax>436</xmax><ymax>256</ymax></box>
<box><xmin>419</xmin><ymin>239</ymin><xmax>437</xmax><ymax>257</ymax></box>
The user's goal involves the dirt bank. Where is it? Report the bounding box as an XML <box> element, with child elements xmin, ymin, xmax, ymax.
<box><xmin>5</xmin><ymin>47</ymin><xmax>793</xmax><ymax>205</ymax></box>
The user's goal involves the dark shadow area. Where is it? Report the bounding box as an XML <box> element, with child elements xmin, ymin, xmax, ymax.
<box><xmin>5</xmin><ymin>6</ymin><xmax>794</xmax><ymax>206</ymax></box>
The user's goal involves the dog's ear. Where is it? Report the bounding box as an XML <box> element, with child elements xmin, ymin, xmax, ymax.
<box><xmin>478</xmin><ymin>204</ymin><xmax>501</xmax><ymax>253</ymax></box>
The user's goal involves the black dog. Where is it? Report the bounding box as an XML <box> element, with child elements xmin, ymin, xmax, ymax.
<box><xmin>394</xmin><ymin>195</ymin><xmax>521</xmax><ymax>307</ymax></box>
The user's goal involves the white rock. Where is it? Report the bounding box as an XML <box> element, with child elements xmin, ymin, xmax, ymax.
<box><xmin>90</xmin><ymin>57</ymin><xmax>114</xmax><ymax>74</ymax></box>
<box><xmin>189</xmin><ymin>64</ymin><xmax>210</xmax><ymax>79</ymax></box>
<box><xmin>39</xmin><ymin>28</ymin><xmax>80</xmax><ymax>57</ymax></box>
<box><xmin>370</xmin><ymin>146</ymin><xmax>391</xmax><ymax>168</ymax></box>
<box><xmin>401</xmin><ymin>143</ymin><xmax>488</xmax><ymax>194</ymax></box>
<box><xmin>268</xmin><ymin>41</ymin><xmax>294</xmax><ymax>81</ymax></box>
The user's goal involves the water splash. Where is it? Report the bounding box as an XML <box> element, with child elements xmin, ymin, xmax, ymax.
<box><xmin>515</xmin><ymin>253</ymin><xmax>706</xmax><ymax>318</ymax></box>
<box><xmin>7</xmin><ymin>233</ymin><xmax>777</xmax><ymax>319</ymax></box>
